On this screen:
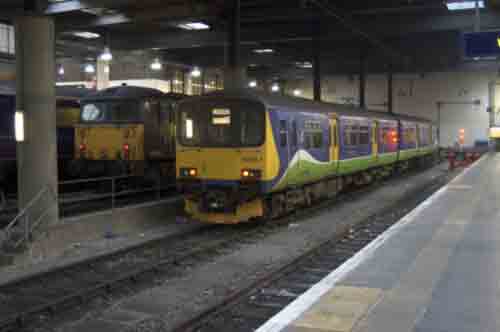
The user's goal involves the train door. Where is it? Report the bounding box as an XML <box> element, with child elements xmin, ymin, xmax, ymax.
<box><xmin>289</xmin><ymin>118</ymin><xmax>299</xmax><ymax>164</ymax></box>
<box><xmin>143</xmin><ymin>98</ymin><xmax>163</xmax><ymax>160</ymax></box>
<box><xmin>329</xmin><ymin>117</ymin><xmax>339</xmax><ymax>162</ymax></box>
<box><xmin>279</xmin><ymin>118</ymin><xmax>290</xmax><ymax>163</ymax></box>
<box><xmin>372</xmin><ymin>120</ymin><xmax>379</xmax><ymax>161</ymax></box>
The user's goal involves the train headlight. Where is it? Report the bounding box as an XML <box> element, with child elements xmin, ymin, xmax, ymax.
<box><xmin>241</xmin><ymin>169</ymin><xmax>261</xmax><ymax>180</ymax></box>
<box><xmin>180</xmin><ymin>167</ymin><xmax>198</xmax><ymax>177</ymax></box>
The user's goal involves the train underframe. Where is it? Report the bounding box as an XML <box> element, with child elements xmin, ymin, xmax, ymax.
<box><xmin>182</xmin><ymin>153</ymin><xmax>440</xmax><ymax>224</ymax></box>
<box><xmin>67</xmin><ymin>158</ymin><xmax>175</xmax><ymax>181</ymax></box>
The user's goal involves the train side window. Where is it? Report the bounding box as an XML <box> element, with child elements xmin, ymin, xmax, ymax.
<box><xmin>313</xmin><ymin>132</ymin><xmax>323</xmax><ymax>148</ymax></box>
<box><xmin>359</xmin><ymin>126</ymin><xmax>370</xmax><ymax>145</ymax></box>
<box><xmin>279</xmin><ymin>120</ymin><xmax>288</xmax><ymax>147</ymax></box>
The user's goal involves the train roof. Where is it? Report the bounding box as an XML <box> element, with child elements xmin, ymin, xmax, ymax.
<box><xmin>0</xmin><ymin>81</ymin><xmax>15</xmax><ymax>96</ymax></box>
<box><xmin>82</xmin><ymin>86</ymin><xmax>187</xmax><ymax>102</ymax></box>
<box><xmin>83</xmin><ymin>85</ymin><xmax>164</xmax><ymax>101</ymax></box>
<box><xmin>0</xmin><ymin>81</ymin><xmax>93</xmax><ymax>100</ymax></box>
<box><xmin>55</xmin><ymin>86</ymin><xmax>94</xmax><ymax>100</ymax></box>
<box><xmin>181</xmin><ymin>89</ymin><xmax>433</xmax><ymax>125</ymax></box>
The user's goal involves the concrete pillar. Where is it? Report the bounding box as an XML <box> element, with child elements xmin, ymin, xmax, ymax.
<box><xmin>15</xmin><ymin>15</ymin><xmax>59</xmax><ymax>225</ymax></box>
<box><xmin>96</xmin><ymin>59</ymin><xmax>110</xmax><ymax>90</ymax></box>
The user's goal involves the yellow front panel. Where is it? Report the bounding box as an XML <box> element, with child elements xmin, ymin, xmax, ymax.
<box><xmin>75</xmin><ymin>124</ymin><xmax>144</xmax><ymax>161</ymax></box>
<box><xmin>56</xmin><ymin>107</ymin><xmax>80</xmax><ymax>127</ymax></box>
<box><xmin>177</xmin><ymin>112</ymin><xmax>279</xmax><ymax>181</ymax></box>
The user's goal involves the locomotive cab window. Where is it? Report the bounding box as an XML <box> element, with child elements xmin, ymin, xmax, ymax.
<box><xmin>80</xmin><ymin>100</ymin><xmax>143</xmax><ymax>123</ymax></box>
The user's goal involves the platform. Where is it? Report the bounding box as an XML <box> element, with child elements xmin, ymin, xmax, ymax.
<box><xmin>257</xmin><ymin>153</ymin><xmax>497</xmax><ymax>332</ymax></box>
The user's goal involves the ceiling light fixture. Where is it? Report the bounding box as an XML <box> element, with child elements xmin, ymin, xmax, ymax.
<box><xmin>446</xmin><ymin>0</ymin><xmax>484</xmax><ymax>11</ymax></box>
<box><xmin>151</xmin><ymin>58</ymin><xmax>163</xmax><ymax>71</ymax></box>
<box><xmin>271</xmin><ymin>83</ymin><xmax>280</xmax><ymax>92</ymax></box>
<box><xmin>84</xmin><ymin>64</ymin><xmax>95</xmax><ymax>74</ymax></box>
<box><xmin>254</xmin><ymin>48</ymin><xmax>274</xmax><ymax>54</ymax></box>
<box><xmin>71</xmin><ymin>31</ymin><xmax>101</xmax><ymax>39</ymax></box>
<box><xmin>293</xmin><ymin>89</ymin><xmax>302</xmax><ymax>96</ymax></box>
<box><xmin>99</xmin><ymin>46</ymin><xmax>113</xmax><ymax>61</ymax></box>
<box><xmin>177</xmin><ymin>22</ymin><xmax>210</xmax><ymax>30</ymax></box>
<box><xmin>296</xmin><ymin>61</ymin><xmax>313</xmax><ymax>69</ymax></box>
<box><xmin>191</xmin><ymin>67</ymin><xmax>201</xmax><ymax>78</ymax></box>
<box><xmin>249</xmin><ymin>81</ymin><xmax>257</xmax><ymax>88</ymax></box>
<box><xmin>58</xmin><ymin>65</ymin><xmax>65</xmax><ymax>76</ymax></box>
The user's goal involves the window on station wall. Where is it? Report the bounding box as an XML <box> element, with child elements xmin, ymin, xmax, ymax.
<box><xmin>0</xmin><ymin>23</ymin><xmax>15</xmax><ymax>55</ymax></box>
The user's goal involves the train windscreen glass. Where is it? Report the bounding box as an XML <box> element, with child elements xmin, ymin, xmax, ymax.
<box><xmin>81</xmin><ymin>101</ymin><xmax>142</xmax><ymax>123</ymax></box>
<box><xmin>178</xmin><ymin>100</ymin><xmax>265</xmax><ymax>147</ymax></box>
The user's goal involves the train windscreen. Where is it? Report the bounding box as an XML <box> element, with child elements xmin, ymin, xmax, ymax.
<box><xmin>178</xmin><ymin>99</ymin><xmax>265</xmax><ymax>147</ymax></box>
<box><xmin>80</xmin><ymin>100</ymin><xmax>143</xmax><ymax>123</ymax></box>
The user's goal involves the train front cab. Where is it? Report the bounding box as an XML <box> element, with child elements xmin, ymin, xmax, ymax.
<box><xmin>176</xmin><ymin>98</ymin><xmax>279</xmax><ymax>223</ymax></box>
<box><xmin>72</xmin><ymin>91</ymin><xmax>178</xmax><ymax>179</ymax></box>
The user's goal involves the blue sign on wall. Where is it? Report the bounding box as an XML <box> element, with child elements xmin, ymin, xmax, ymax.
<box><xmin>464</xmin><ymin>31</ymin><xmax>500</xmax><ymax>58</ymax></box>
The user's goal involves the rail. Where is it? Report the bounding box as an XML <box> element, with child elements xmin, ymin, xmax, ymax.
<box><xmin>1</xmin><ymin>185</ymin><xmax>57</xmax><ymax>251</ymax></box>
<box><xmin>58</xmin><ymin>175</ymin><xmax>176</xmax><ymax>216</ymax></box>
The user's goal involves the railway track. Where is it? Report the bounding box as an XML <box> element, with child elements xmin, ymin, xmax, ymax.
<box><xmin>0</xmin><ymin>163</ymin><xmax>445</xmax><ymax>332</ymax></box>
<box><xmin>170</xmin><ymin>168</ymin><xmax>450</xmax><ymax>332</ymax></box>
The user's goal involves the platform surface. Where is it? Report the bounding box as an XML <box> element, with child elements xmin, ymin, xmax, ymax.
<box><xmin>257</xmin><ymin>154</ymin><xmax>498</xmax><ymax>332</ymax></box>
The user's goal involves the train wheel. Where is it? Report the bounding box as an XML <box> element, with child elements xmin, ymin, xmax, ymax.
<box><xmin>270</xmin><ymin>194</ymin><xmax>285</xmax><ymax>219</ymax></box>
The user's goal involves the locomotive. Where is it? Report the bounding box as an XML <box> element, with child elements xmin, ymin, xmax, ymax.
<box><xmin>71</xmin><ymin>85</ymin><xmax>187</xmax><ymax>179</ymax></box>
<box><xmin>176</xmin><ymin>90</ymin><xmax>439</xmax><ymax>224</ymax></box>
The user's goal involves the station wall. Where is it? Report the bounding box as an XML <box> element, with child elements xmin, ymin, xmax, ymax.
<box><xmin>286</xmin><ymin>71</ymin><xmax>494</xmax><ymax>148</ymax></box>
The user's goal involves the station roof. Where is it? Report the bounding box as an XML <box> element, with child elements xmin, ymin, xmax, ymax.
<box><xmin>2</xmin><ymin>1</ymin><xmax>500</xmax><ymax>76</ymax></box>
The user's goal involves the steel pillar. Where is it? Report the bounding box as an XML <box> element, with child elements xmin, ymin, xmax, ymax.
<box><xmin>359</xmin><ymin>52</ymin><xmax>366</xmax><ymax>109</ymax></box>
<box><xmin>387</xmin><ymin>66</ymin><xmax>394</xmax><ymax>114</ymax></box>
<box><xmin>224</xmin><ymin>0</ymin><xmax>246</xmax><ymax>89</ymax></box>
<box><xmin>313</xmin><ymin>42</ymin><xmax>322</xmax><ymax>102</ymax></box>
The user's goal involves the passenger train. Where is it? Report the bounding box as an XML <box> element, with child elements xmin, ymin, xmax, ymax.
<box><xmin>176</xmin><ymin>90</ymin><xmax>439</xmax><ymax>224</ymax></box>
<box><xmin>71</xmin><ymin>85</ymin><xmax>187</xmax><ymax>179</ymax></box>
<box><xmin>0</xmin><ymin>82</ymin><xmax>92</xmax><ymax>193</ymax></box>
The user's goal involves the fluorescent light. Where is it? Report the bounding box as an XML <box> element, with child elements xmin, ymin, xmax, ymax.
<box><xmin>271</xmin><ymin>83</ymin><xmax>280</xmax><ymax>92</ymax></box>
<box><xmin>177</xmin><ymin>22</ymin><xmax>210</xmax><ymax>30</ymax></box>
<box><xmin>58</xmin><ymin>66</ymin><xmax>65</xmax><ymax>76</ymax></box>
<box><xmin>248</xmin><ymin>81</ymin><xmax>257</xmax><ymax>88</ymax></box>
<box><xmin>84</xmin><ymin>64</ymin><xmax>95</xmax><ymax>74</ymax></box>
<box><xmin>296</xmin><ymin>61</ymin><xmax>313</xmax><ymax>69</ymax></box>
<box><xmin>293</xmin><ymin>89</ymin><xmax>302</xmax><ymax>96</ymax></box>
<box><xmin>446</xmin><ymin>1</ymin><xmax>484</xmax><ymax>11</ymax></box>
<box><xmin>15</xmin><ymin>111</ymin><xmax>24</xmax><ymax>142</ymax></box>
<box><xmin>254</xmin><ymin>48</ymin><xmax>274</xmax><ymax>54</ymax></box>
<box><xmin>191</xmin><ymin>67</ymin><xmax>201</xmax><ymax>78</ymax></box>
<box><xmin>151</xmin><ymin>58</ymin><xmax>162</xmax><ymax>71</ymax></box>
<box><xmin>72</xmin><ymin>31</ymin><xmax>101</xmax><ymax>39</ymax></box>
<box><xmin>99</xmin><ymin>46</ymin><xmax>113</xmax><ymax>61</ymax></box>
